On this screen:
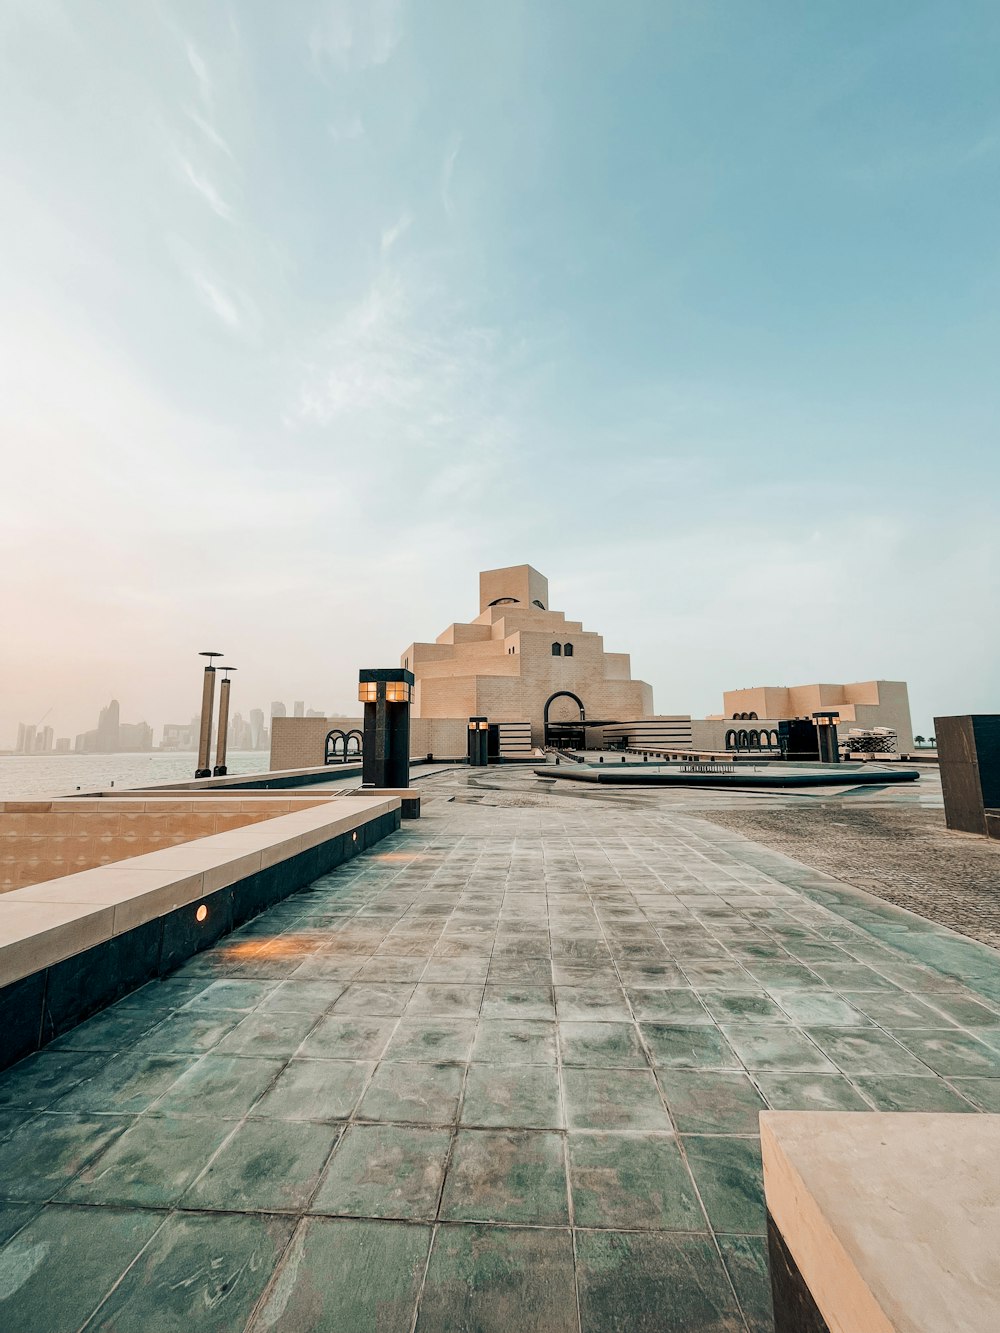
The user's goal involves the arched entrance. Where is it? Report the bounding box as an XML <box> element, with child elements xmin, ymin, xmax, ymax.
<box><xmin>345</xmin><ymin>729</ymin><xmax>363</xmax><ymax>756</ymax></box>
<box><xmin>544</xmin><ymin>691</ymin><xmax>586</xmax><ymax>749</ymax></box>
<box><xmin>324</xmin><ymin>729</ymin><xmax>347</xmax><ymax>764</ymax></box>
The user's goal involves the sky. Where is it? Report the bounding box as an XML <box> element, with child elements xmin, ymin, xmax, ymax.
<box><xmin>1</xmin><ymin>0</ymin><xmax>998</xmax><ymax>745</ymax></box>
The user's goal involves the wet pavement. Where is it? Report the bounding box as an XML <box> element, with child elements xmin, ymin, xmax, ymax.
<box><xmin>1</xmin><ymin>766</ymin><xmax>999</xmax><ymax>1332</ymax></box>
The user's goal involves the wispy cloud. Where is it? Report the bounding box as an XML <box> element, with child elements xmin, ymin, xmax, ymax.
<box><xmin>190</xmin><ymin>269</ymin><xmax>242</xmax><ymax>328</ymax></box>
<box><xmin>380</xmin><ymin>210</ymin><xmax>411</xmax><ymax>253</ymax></box>
<box><xmin>441</xmin><ymin>136</ymin><xmax>461</xmax><ymax>217</ymax></box>
<box><xmin>185</xmin><ymin>40</ymin><xmax>214</xmax><ymax>107</ymax></box>
<box><xmin>175</xmin><ymin>153</ymin><xmax>232</xmax><ymax>218</ymax></box>
<box><xmin>309</xmin><ymin>0</ymin><xmax>404</xmax><ymax>71</ymax></box>
<box><xmin>184</xmin><ymin>105</ymin><xmax>234</xmax><ymax>159</ymax></box>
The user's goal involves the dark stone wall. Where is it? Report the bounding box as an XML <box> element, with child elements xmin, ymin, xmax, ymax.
<box><xmin>936</xmin><ymin>714</ymin><xmax>1000</xmax><ymax>836</ymax></box>
<box><xmin>0</xmin><ymin>807</ymin><xmax>401</xmax><ymax>1072</ymax></box>
<box><xmin>767</xmin><ymin>1212</ymin><xmax>831</xmax><ymax>1333</ymax></box>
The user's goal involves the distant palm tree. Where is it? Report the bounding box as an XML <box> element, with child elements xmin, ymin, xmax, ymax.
<box><xmin>914</xmin><ymin>734</ymin><xmax>925</xmax><ymax>746</ymax></box>
<box><xmin>929</xmin><ymin>735</ymin><xmax>936</xmax><ymax>747</ymax></box>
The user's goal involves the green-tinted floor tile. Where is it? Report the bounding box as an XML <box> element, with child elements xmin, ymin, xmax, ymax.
<box><xmin>461</xmin><ymin>1062</ymin><xmax>562</xmax><ymax>1128</ymax></box>
<box><xmin>754</xmin><ymin>1072</ymin><xmax>870</xmax><ymax>1112</ymax></box>
<box><xmin>186</xmin><ymin>1118</ymin><xmax>339</xmax><ymax>1210</ymax></box>
<box><xmin>852</xmin><ymin>1076</ymin><xmax>979</xmax><ymax>1112</ymax></box>
<box><xmin>682</xmin><ymin>1136</ymin><xmax>766</xmax><ymax>1235</ymax></box>
<box><xmin>312</xmin><ymin>1123</ymin><xmax>451</xmax><ymax>1218</ymax></box>
<box><xmin>152</xmin><ymin>1055</ymin><xmax>284</xmax><ymax>1119</ymax></box>
<box><xmin>249</xmin><ymin>1218</ymin><xmax>431</xmax><ymax>1333</ymax></box>
<box><xmin>640</xmin><ymin>1025</ymin><xmax>741</xmax><ymax>1070</ymax></box>
<box><xmin>384</xmin><ymin>1018</ymin><xmax>476</xmax><ymax>1063</ymax></box>
<box><xmin>893</xmin><ymin>1030</ymin><xmax>1000</xmax><ymax>1076</ymax></box>
<box><xmin>297</xmin><ymin>1015</ymin><xmax>397</xmax><ymax>1060</ymax></box>
<box><xmin>131</xmin><ymin>1011</ymin><xmax>242</xmax><ymax>1054</ymax></box>
<box><xmin>576</xmin><ymin>1230</ymin><xmax>744</xmax><ymax>1333</ymax></box>
<box><xmin>699</xmin><ymin>991</ymin><xmax>787</xmax><ymax>1023</ymax></box>
<box><xmin>250</xmin><ymin>1058</ymin><xmax>371</xmax><ymax>1121</ymax></box>
<box><xmin>258</xmin><ymin>979</ymin><xmax>346</xmax><ymax>1013</ymax></box>
<box><xmin>0</xmin><ymin>1203</ymin><xmax>39</xmax><ymax>1246</ymax></box>
<box><xmin>627</xmin><ymin>989</ymin><xmax>713</xmax><ymax>1023</ymax></box>
<box><xmin>721</xmin><ymin>1026</ymin><xmax>835</xmax><ymax>1073</ymax></box>
<box><xmin>0</xmin><ymin>1049</ymin><xmax>105</xmax><ymax>1112</ymax></box>
<box><xmin>358</xmin><ymin>1061</ymin><xmax>464</xmax><ymax>1124</ymax></box>
<box><xmin>659</xmin><ymin>1070</ymin><xmax>766</xmax><ymax>1133</ymax></box>
<box><xmin>568</xmin><ymin>1132</ymin><xmax>703</xmax><ymax>1230</ymax></box>
<box><xmin>718</xmin><ymin>1234</ymin><xmax>775</xmax><ymax>1333</ymax></box>
<box><xmin>804</xmin><ymin>1027</ymin><xmax>933</xmax><ymax>1076</ymax></box>
<box><xmin>562</xmin><ymin>1067</ymin><xmax>671</xmax><ymax>1131</ymax></box>
<box><xmin>0</xmin><ymin>1204</ymin><xmax>164</xmax><ymax>1333</ymax></box>
<box><xmin>416</xmin><ymin>1224</ymin><xmax>577</xmax><ymax>1333</ymax></box>
<box><xmin>181</xmin><ymin>979</ymin><xmax>277</xmax><ymax>1011</ymax></box>
<box><xmin>0</xmin><ymin>1112</ymin><xmax>131</xmax><ymax>1201</ymax></box>
<box><xmin>471</xmin><ymin>1020</ymin><xmax>557</xmax><ymax>1065</ymax></box>
<box><xmin>949</xmin><ymin>1078</ymin><xmax>1000</xmax><ymax>1111</ymax></box>
<box><xmin>87</xmin><ymin>1211</ymin><xmax>293</xmax><ymax>1333</ymax></box>
<box><xmin>772</xmin><ymin>992</ymin><xmax>872</xmax><ymax>1027</ymax></box>
<box><xmin>481</xmin><ymin>984</ymin><xmax>556</xmax><ymax>1020</ymax></box>
<box><xmin>555</xmin><ymin>987</ymin><xmax>632</xmax><ymax>1021</ymax></box>
<box><xmin>332</xmin><ymin>983</ymin><xmax>416</xmax><ymax>1016</ymax></box>
<box><xmin>52</xmin><ymin>1051</ymin><xmax>191</xmax><ymax>1113</ymax></box>
<box><xmin>440</xmin><ymin>1128</ymin><xmax>568</xmax><ymax>1223</ymax></box>
<box><xmin>59</xmin><ymin>1114</ymin><xmax>232</xmax><ymax>1207</ymax></box>
<box><xmin>840</xmin><ymin>993</ymin><xmax>946</xmax><ymax>1028</ymax></box>
<box><xmin>559</xmin><ymin>1021</ymin><xmax>648</xmax><ymax>1068</ymax></box>
<box><xmin>405</xmin><ymin>984</ymin><xmax>485</xmax><ymax>1018</ymax></box>
<box><xmin>214</xmin><ymin>1009</ymin><xmax>319</xmax><ymax>1057</ymax></box>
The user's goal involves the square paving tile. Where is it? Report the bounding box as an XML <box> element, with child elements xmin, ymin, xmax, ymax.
<box><xmin>248</xmin><ymin>1217</ymin><xmax>432</xmax><ymax>1333</ymax></box>
<box><xmin>384</xmin><ymin>1018</ymin><xmax>476</xmax><ymax>1063</ymax></box>
<box><xmin>250</xmin><ymin>1058</ymin><xmax>373</xmax><ymax>1121</ymax></box>
<box><xmin>721</xmin><ymin>1025</ymin><xmax>835</xmax><ymax>1073</ymax></box>
<box><xmin>803</xmin><ymin>1027</ymin><xmax>931</xmax><ymax>1076</ymax></box>
<box><xmin>568</xmin><ymin>1131</ymin><xmax>704</xmax><ymax>1230</ymax></box>
<box><xmin>186</xmin><ymin>1118</ymin><xmax>339</xmax><ymax>1211</ymax></box>
<box><xmin>555</xmin><ymin>986</ymin><xmax>632</xmax><ymax>1021</ymax></box>
<box><xmin>0</xmin><ymin>1049</ymin><xmax>106</xmax><ymax>1112</ymax></box>
<box><xmin>641</xmin><ymin>1024</ymin><xmax>742</xmax><ymax>1070</ymax></box>
<box><xmin>562</xmin><ymin>1067</ymin><xmax>671</xmax><ymax>1131</ymax></box>
<box><xmin>52</xmin><ymin>1051</ymin><xmax>191</xmax><ymax>1113</ymax></box>
<box><xmin>214</xmin><ymin>1009</ymin><xmax>319</xmax><ymax>1057</ymax></box>
<box><xmin>658</xmin><ymin>1070</ymin><xmax>767</xmax><ymax>1134</ymax></box>
<box><xmin>628</xmin><ymin>989</ymin><xmax>713</xmax><ymax>1023</ymax></box>
<box><xmin>152</xmin><ymin>1055</ymin><xmax>284</xmax><ymax>1119</ymax></box>
<box><xmin>297</xmin><ymin>1015</ymin><xmax>397</xmax><ymax>1061</ymax></box>
<box><xmin>86</xmin><ymin>1210</ymin><xmax>293</xmax><ymax>1333</ymax></box>
<box><xmin>681</xmin><ymin>1135</ymin><xmax>767</xmax><ymax>1235</ymax></box>
<box><xmin>471</xmin><ymin>1020</ymin><xmax>558</xmax><ymax>1065</ymax></box>
<box><xmin>559</xmin><ymin>1021</ymin><xmax>648</xmax><ymax>1068</ymax></box>
<box><xmin>575</xmin><ymin>1229</ymin><xmax>745</xmax><ymax>1333</ymax></box>
<box><xmin>461</xmin><ymin>1062</ymin><xmax>563</xmax><ymax>1128</ymax></box>
<box><xmin>0</xmin><ymin>1111</ymin><xmax>132</xmax><ymax>1201</ymax></box>
<box><xmin>416</xmin><ymin>1223</ymin><xmax>577</xmax><ymax>1333</ymax></box>
<box><xmin>948</xmin><ymin>1078</ymin><xmax>1000</xmax><ymax>1111</ymax></box>
<box><xmin>890</xmin><ymin>1030</ymin><xmax>1000</xmax><ymax>1076</ymax></box>
<box><xmin>718</xmin><ymin>1234</ymin><xmax>775</xmax><ymax>1333</ymax></box>
<box><xmin>0</xmin><ymin>1204</ymin><xmax>164</xmax><ymax>1332</ymax></box>
<box><xmin>331</xmin><ymin>983</ymin><xmax>416</xmax><ymax>1016</ymax></box>
<box><xmin>440</xmin><ymin>1128</ymin><xmax>568</xmax><ymax>1224</ymax></box>
<box><xmin>312</xmin><ymin>1123</ymin><xmax>451</xmax><ymax>1219</ymax></box>
<box><xmin>59</xmin><ymin>1114</ymin><xmax>232</xmax><ymax>1207</ymax></box>
<box><xmin>771</xmin><ymin>992</ymin><xmax>873</xmax><ymax>1027</ymax></box>
<box><xmin>358</xmin><ymin>1061</ymin><xmax>465</xmax><ymax>1124</ymax></box>
<box><xmin>481</xmin><ymin>984</ymin><xmax>556</xmax><ymax>1020</ymax></box>
<box><xmin>753</xmin><ymin>1071</ymin><xmax>870</xmax><ymax>1112</ymax></box>
<box><xmin>852</xmin><ymin>1076</ymin><xmax>980</xmax><ymax>1112</ymax></box>
<box><xmin>405</xmin><ymin>984</ymin><xmax>485</xmax><ymax>1018</ymax></box>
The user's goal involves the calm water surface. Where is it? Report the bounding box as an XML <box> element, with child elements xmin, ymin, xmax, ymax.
<box><xmin>0</xmin><ymin>752</ymin><xmax>270</xmax><ymax>799</ymax></box>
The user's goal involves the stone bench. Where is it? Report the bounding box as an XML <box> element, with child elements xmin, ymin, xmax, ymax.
<box><xmin>761</xmin><ymin>1110</ymin><xmax>1000</xmax><ymax>1333</ymax></box>
<box><xmin>358</xmin><ymin>786</ymin><xmax>421</xmax><ymax>818</ymax></box>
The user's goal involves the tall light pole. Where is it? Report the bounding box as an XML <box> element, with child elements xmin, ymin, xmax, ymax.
<box><xmin>214</xmin><ymin>667</ymin><xmax>237</xmax><ymax>776</ymax></box>
<box><xmin>195</xmin><ymin>651</ymin><xmax>222</xmax><ymax>778</ymax></box>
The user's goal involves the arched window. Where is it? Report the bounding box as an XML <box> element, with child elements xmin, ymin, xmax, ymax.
<box><xmin>489</xmin><ymin>597</ymin><xmax>519</xmax><ymax>606</ymax></box>
<box><xmin>737</xmin><ymin>729</ymin><xmax>749</xmax><ymax>748</ymax></box>
<box><xmin>551</xmin><ymin>642</ymin><xmax>562</xmax><ymax>656</ymax></box>
<box><xmin>732</xmin><ymin>713</ymin><xmax>741</xmax><ymax>720</ymax></box>
<box><xmin>532</xmin><ymin>600</ymin><xmax>546</xmax><ymax>609</ymax></box>
<box><xmin>749</xmin><ymin>711</ymin><xmax>758</xmax><ymax>721</ymax></box>
<box><xmin>725</xmin><ymin>729</ymin><xmax>737</xmax><ymax>750</ymax></box>
<box><xmin>749</xmin><ymin>730</ymin><xmax>760</xmax><ymax>748</ymax></box>
<box><xmin>563</xmin><ymin>643</ymin><xmax>573</xmax><ymax>656</ymax></box>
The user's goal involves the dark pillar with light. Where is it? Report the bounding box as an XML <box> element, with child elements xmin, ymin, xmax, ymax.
<box><xmin>812</xmin><ymin>711</ymin><xmax>841</xmax><ymax>763</ymax></box>
<box><xmin>213</xmin><ymin>666</ymin><xmax>237</xmax><ymax>776</ymax></box>
<box><xmin>195</xmin><ymin>651</ymin><xmax>222</xmax><ymax>778</ymax></box>
<box><xmin>359</xmin><ymin>668</ymin><xmax>413</xmax><ymax>789</ymax></box>
<box><xmin>468</xmin><ymin>716</ymin><xmax>489</xmax><ymax>766</ymax></box>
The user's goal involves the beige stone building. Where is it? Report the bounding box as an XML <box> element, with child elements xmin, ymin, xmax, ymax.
<box><xmin>690</xmin><ymin>680</ymin><xmax>914</xmax><ymax>753</ymax></box>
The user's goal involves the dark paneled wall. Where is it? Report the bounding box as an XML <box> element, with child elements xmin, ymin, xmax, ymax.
<box><xmin>936</xmin><ymin>714</ymin><xmax>1000</xmax><ymax>837</ymax></box>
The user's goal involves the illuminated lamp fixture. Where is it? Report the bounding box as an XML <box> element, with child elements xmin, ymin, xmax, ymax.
<box><xmin>468</xmin><ymin>716</ymin><xmax>489</xmax><ymax>767</ymax></box>
<box><xmin>195</xmin><ymin>904</ymin><xmax>208</xmax><ymax>923</ymax></box>
<box><xmin>358</xmin><ymin>669</ymin><xmax>414</xmax><ymax>789</ymax></box>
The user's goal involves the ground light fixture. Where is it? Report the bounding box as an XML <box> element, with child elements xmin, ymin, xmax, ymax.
<box><xmin>195</xmin><ymin>904</ymin><xmax>208</xmax><ymax>923</ymax></box>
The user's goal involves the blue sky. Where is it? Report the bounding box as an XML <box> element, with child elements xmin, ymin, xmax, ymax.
<box><xmin>2</xmin><ymin>0</ymin><xmax>997</xmax><ymax>742</ymax></box>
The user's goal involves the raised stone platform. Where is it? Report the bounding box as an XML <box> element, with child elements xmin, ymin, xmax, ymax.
<box><xmin>761</xmin><ymin>1111</ymin><xmax>1000</xmax><ymax>1333</ymax></box>
<box><xmin>539</xmin><ymin>761</ymin><xmax>921</xmax><ymax>789</ymax></box>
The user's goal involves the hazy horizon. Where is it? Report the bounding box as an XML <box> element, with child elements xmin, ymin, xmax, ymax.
<box><xmin>3</xmin><ymin>2</ymin><xmax>997</xmax><ymax>747</ymax></box>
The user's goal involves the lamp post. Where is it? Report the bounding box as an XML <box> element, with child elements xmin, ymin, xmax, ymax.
<box><xmin>195</xmin><ymin>651</ymin><xmax>223</xmax><ymax>778</ymax></box>
<box><xmin>468</xmin><ymin>716</ymin><xmax>489</xmax><ymax>766</ymax></box>
<box><xmin>214</xmin><ymin>667</ymin><xmax>237</xmax><ymax>776</ymax></box>
<box><xmin>359</xmin><ymin>668</ymin><xmax>413</xmax><ymax>789</ymax></box>
<box><xmin>812</xmin><ymin>711</ymin><xmax>841</xmax><ymax>764</ymax></box>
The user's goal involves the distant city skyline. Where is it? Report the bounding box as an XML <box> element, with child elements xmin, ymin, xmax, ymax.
<box><xmin>2</xmin><ymin>4</ymin><xmax>997</xmax><ymax>748</ymax></box>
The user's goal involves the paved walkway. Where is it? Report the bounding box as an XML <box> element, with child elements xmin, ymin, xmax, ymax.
<box><xmin>1</xmin><ymin>772</ymin><xmax>999</xmax><ymax>1332</ymax></box>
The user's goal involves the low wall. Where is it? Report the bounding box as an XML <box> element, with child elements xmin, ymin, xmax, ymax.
<box><xmin>0</xmin><ymin>794</ymin><xmax>400</xmax><ymax>1071</ymax></box>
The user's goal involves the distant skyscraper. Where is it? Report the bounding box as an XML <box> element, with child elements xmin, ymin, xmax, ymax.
<box><xmin>15</xmin><ymin>723</ymin><xmax>35</xmax><ymax>754</ymax></box>
<box><xmin>306</xmin><ymin>708</ymin><xmax>324</xmax><ymax>718</ymax></box>
<box><xmin>96</xmin><ymin>699</ymin><xmax>120</xmax><ymax>752</ymax></box>
<box><xmin>40</xmin><ymin>726</ymin><xmax>54</xmax><ymax>753</ymax></box>
<box><xmin>271</xmin><ymin>701</ymin><xmax>287</xmax><ymax>719</ymax></box>
<box><xmin>250</xmin><ymin>709</ymin><xmax>265</xmax><ymax>749</ymax></box>
<box><xmin>293</xmin><ymin>701</ymin><xmax>304</xmax><ymax>718</ymax></box>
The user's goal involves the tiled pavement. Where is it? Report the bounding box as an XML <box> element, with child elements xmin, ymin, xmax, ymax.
<box><xmin>2</xmin><ymin>777</ymin><xmax>1000</xmax><ymax>1332</ymax></box>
